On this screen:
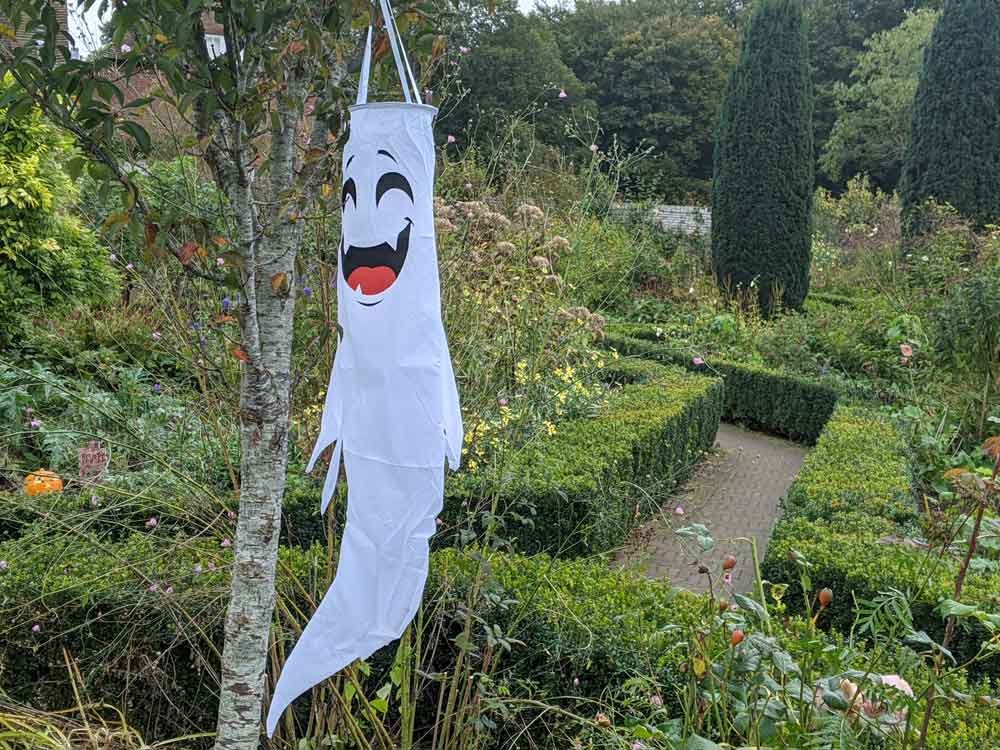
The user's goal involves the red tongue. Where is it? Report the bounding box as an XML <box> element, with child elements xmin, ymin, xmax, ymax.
<box><xmin>347</xmin><ymin>266</ymin><xmax>397</xmax><ymax>295</ymax></box>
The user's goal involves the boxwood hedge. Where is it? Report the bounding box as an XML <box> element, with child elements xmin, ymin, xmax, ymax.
<box><xmin>762</xmin><ymin>405</ymin><xmax>1000</xmax><ymax>678</ymax></box>
<box><xmin>442</xmin><ymin>359</ymin><xmax>723</xmax><ymax>556</ymax></box>
<box><xmin>605</xmin><ymin>327</ymin><xmax>838</xmax><ymax>443</ymax></box>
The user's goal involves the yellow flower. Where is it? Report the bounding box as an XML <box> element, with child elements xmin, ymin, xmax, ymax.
<box><xmin>543</xmin><ymin>420</ymin><xmax>556</xmax><ymax>436</ymax></box>
<box><xmin>468</xmin><ymin>459</ymin><xmax>478</xmax><ymax>472</ymax></box>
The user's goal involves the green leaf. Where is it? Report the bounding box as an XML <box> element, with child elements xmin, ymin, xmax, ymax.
<box><xmin>684</xmin><ymin>735</ymin><xmax>721</xmax><ymax>750</ymax></box>
<box><xmin>120</xmin><ymin>121</ymin><xmax>152</xmax><ymax>152</ymax></box>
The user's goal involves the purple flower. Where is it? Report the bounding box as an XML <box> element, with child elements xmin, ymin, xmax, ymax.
<box><xmin>723</xmin><ymin>572</ymin><xmax>733</xmax><ymax>586</ymax></box>
<box><xmin>216</xmin><ymin>257</ymin><xmax>225</xmax><ymax>267</ymax></box>
<box><xmin>125</xmin><ymin>262</ymin><xmax>135</xmax><ymax>271</ymax></box>
<box><xmin>692</xmin><ymin>356</ymin><xmax>705</xmax><ymax>366</ymax></box>
<box><xmin>29</xmin><ymin>419</ymin><xmax>42</xmax><ymax>428</ymax></box>
<box><xmin>146</xmin><ymin>517</ymin><xmax>158</xmax><ymax>528</ymax></box>
<box><xmin>148</xmin><ymin>583</ymin><xmax>159</xmax><ymax>592</ymax></box>
<box><xmin>674</xmin><ymin>505</ymin><xmax>685</xmax><ymax>516</ymax></box>
<box><xmin>301</xmin><ymin>286</ymin><xmax>313</xmax><ymax>298</ymax></box>
<box><xmin>632</xmin><ymin>743</ymin><xmax>646</xmax><ymax>750</ymax></box>
<box><xmin>151</xmin><ymin>331</ymin><xmax>162</xmax><ymax>341</ymax></box>
<box><xmin>498</xmin><ymin>397</ymin><xmax>508</xmax><ymax>407</ymax></box>
<box><xmin>0</xmin><ymin>560</ymin><xmax>7</xmax><ymax>571</ymax></box>
<box><xmin>152</xmin><ymin>383</ymin><xmax>161</xmax><ymax>394</ymax></box>
<box><xmin>558</xmin><ymin>88</ymin><xmax>567</xmax><ymax>99</ymax></box>
<box><xmin>193</xmin><ymin>563</ymin><xmax>203</xmax><ymax>574</ymax></box>
<box><xmin>459</xmin><ymin>45</ymin><xmax>470</xmax><ymax>54</ymax></box>
<box><xmin>221</xmin><ymin>538</ymin><xmax>232</xmax><ymax>548</ymax></box>
<box><xmin>32</xmin><ymin>624</ymin><xmax>41</xmax><ymax>633</ymax></box>
<box><xmin>226</xmin><ymin>510</ymin><xmax>236</xmax><ymax>521</ymax></box>
<box><xmin>120</xmin><ymin>43</ymin><xmax>131</xmax><ymax>53</ymax></box>
<box><xmin>222</xmin><ymin>297</ymin><xmax>232</xmax><ymax>312</ymax></box>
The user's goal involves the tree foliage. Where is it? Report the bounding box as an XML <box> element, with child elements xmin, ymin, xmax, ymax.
<box><xmin>901</xmin><ymin>0</ymin><xmax>1000</xmax><ymax>234</ymax></box>
<box><xmin>821</xmin><ymin>9</ymin><xmax>938</xmax><ymax>190</ymax></box>
<box><xmin>712</xmin><ymin>0</ymin><xmax>813</xmax><ymax>315</ymax></box>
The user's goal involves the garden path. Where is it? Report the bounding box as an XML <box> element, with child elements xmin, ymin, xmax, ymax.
<box><xmin>614</xmin><ymin>423</ymin><xmax>807</xmax><ymax>594</ymax></box>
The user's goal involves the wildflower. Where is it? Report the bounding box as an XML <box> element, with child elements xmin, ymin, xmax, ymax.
<box><xmin>650</xmin><ymin>694</ymin><xmax>663</xmax><ymax>707</ymax></box>
<box><xmin>589</xmin><ymin>144</ymin><xmax>598</xmax><ymax>152</ymax></box>
<box><xmin>881</xmin><ymin>674</ymin><xmax>914</xmax><ymax>697</ymax></box>
<box><xmin>153</xmin><ymin>383</ymin><xmax>161</xmax><ymax>394</ymax></box>
<box><xmin>464</xmin><ymin>182</ymin><xmax>472</xmax><ymax>190</ymax></box>
<box><xmin>120</xmin><ymin>43</ymin><xmax>131</xmax><ymax>53</ymax></box>
<box><xmin>152</xmin><ymin>331</ymin><xmax>162</xmax><ymax>341</ymax></box>
<box><xmin>146</xmin><ymin>516</ymin><xmax>158</xmax><ymax>528</ymax></box>
<box><xmin>148</xmin><ymin>583</ymin><xmax>159</xmax><ymax>592</ymax></box>
<box><xmin>109</xmin><ymin>253</ymin><xmax>117</xmax><ymax>262</ymax></box>
<box><xmin>723</xmin><ymin>572</ymin><xmax>733</xmax><ymax>585</ymax></box>
<box><xmin>216</xmin><ymin>256</ymin><xmax>225</xmax><ymax>266</ymax></box>
<box><xmin>126</xmin><ymin>262</ymin><xmax>135</xmax><ymax>271</ymax></box>
<box><xmin>688</xmin><ymin>286</ymin><xmax>695</xmax><ymax>294</ymax></box>
<box><xmin>193</xmin><ymin>564</ymin><xmax>203</xmax><ymax>574</ymax></box>
<box><xmin>446</xmin><ymin>135</ymin><xmax>456</xmax><ymax>144</ymax></box>
<box><xmin>90</xmin><ymin>495</ymin><xmax>100</xmax><ymax>507</ymax></box>
<box><xmin>227</xmin><ymin>510</ymin><xmax>236</xmax><ymax>521</ymax></box>
<box><xmin>899</xmin><ymin>343</ymin><xmax>913</xmax><ymax>358</ymax></box>
<box><xmin>573</xmin><ymin>676</ymin><xmax>580</xmax><ymax>686</ymax></box>
<box><xmin>459</xmin><ymin>45</ymin><xmax>470</xmax><ymax>54</ymax></box>
<box><xmin>921</xmin><ymin>255</ymin><xmax>929</xmax><ymax>262</ymax></box>
<box><xmin>543</xmin><ymin>420</ymin><xmax>556</xmax><ymax>436</ymax></box>
<box><xmin>222</xmin><ymin>297</ymin><xmax>232</xmax><ymax>312</ymax></box>
<box><xmin>674</xmin><ymin>505</ymin><xmax>684</xmax><ymax>515</ymax></box>
<box><xmin>301</xmin><ymin>286</ymin><xmax>313</xmax><ymax>298</ymax></box>
<box><xmin>0</xmin><ymin>560</ymin><xmax>7</xmax><ymax>571</ymax></box>
<box><xmin>498</xmin><ymin>397</ymin><xmax>508</xmax><ymax>406</ymax></box>
<box><xmin>529</xmin><ymin>255</ymin><xmax>551</xmax><ymax>271</ymax></box>
<box><xmin>164</xmin><ymin>585</ymin><xmax>174</xmax><ymax>594</ymax></box>
<box><xmin>632</xmin><ymin>743</ymin><xmax>646</xmax><ymax>750</ymax></box>
<box><xmin>29</xmin><ymin>419</ymin><xmax>42</xmax><ymax>428</ymax></box>
<box><xmin>544</xmin><ymin>236</ymin><xmax>571</xmax><ymax>253</ymax></box>
<box><xmin>208</xmin><ymin>562</ymin><xmax>217</xmax><ymax>572</ymax></box>
<box><xmin>32</xmin><ymin>624</ymin><xmax>41</xmax><ymax>633</ymax></box>
<box><xmin>692</xmin><ymin>356</ymin><xmax>705</xmax><ymax>366</ymax></box>
<box><xmin>515</xmin><ymin>203</ymin><xmax>544</xmax><ymax>222</ymax></box>
<box><xmin>558</xmin><ymin>88</ymin><xmax>567</xmax><ymax>99</ymax></box>
<box><xmin>221</xmin><ymin>538</ymin><xmax>232</xmax><ymax>548</ymax></box>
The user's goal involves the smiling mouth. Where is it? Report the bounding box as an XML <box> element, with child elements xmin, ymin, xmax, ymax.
<box><xmin>341</xmin><ymin>220</ymin><xmax>411</xmax><ymax>299</ymax></box>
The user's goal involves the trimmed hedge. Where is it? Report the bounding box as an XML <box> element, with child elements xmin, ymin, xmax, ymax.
<box><xmin>443</xmin><ymin>359</ymin><xmax>723</xmax><ymax>556</ymax></box>
<box><xmin>762</xmin><ymin>405</ymin><xmax>1000</xmax><ymax>678</ymax></box>
<box><xmin>605</xmin><ymin>327</ymin><xmax>837</xmax><ymax>443</ymax></box>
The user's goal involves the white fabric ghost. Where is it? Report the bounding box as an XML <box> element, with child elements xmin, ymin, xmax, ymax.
<box><xmin>266</xmin><ymin>2</ymin><xmax>462</xmax><ymax>734</ymax></box>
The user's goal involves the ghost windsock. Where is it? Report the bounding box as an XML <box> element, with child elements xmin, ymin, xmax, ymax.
<box><xmin>265</xmin><ymin>2</ymin><xmax>462</xmax><ymax>735</ymax></box>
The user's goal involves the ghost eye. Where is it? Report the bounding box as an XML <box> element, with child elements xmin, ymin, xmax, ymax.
<box><xmin>342</xmin><ymin>178</ymin><xmax>357</xmax><ymax>208</ymax></box>
<box><xmin>376</xmin><ymin>172</ymin><xmax>413</xmax><ymax>205</ymax></box>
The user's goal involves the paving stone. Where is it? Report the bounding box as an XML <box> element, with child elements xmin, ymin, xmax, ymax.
<box><xmin>614</xmin><ymin>423</ymin><xmax>807</xmax><ymax>594</ymax></box>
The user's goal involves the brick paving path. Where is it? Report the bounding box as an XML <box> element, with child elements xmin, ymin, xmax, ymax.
<box><xmin>614</xmin><ymin>423</ymin><xmax>807</xmax><ymax>594</ymax></box>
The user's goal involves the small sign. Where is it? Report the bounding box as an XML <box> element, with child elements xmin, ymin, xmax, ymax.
<box><xmin>78</xmin><ymin>441</ymin><xmax>109</xmax><ymax>481</ymax></box>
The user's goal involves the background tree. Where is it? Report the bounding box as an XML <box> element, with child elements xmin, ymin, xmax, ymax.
<box><xmin>821</xmin><ymin>9</ymin><xmax>938</xmax><ymax>191</ymax></box>
<box><xmin>901</xmin><ymin>0</ymin><xmax>1000</xmax><ymax>235</ymax></box>
<box><xmin>0</xmin><ymin>1</ymin><xmax>434</xmax><ymax>748</ymax></box>
<box><xmin>712</xmin><ymin>0</ymin><xmax>813</xmax><ymax>315</ymax></box>
<box><xmin>587</xmin><ymin>13</ymin><xmax>736</xmax><ymax>200</ymax></box>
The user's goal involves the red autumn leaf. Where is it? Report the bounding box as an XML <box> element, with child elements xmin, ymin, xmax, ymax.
<box><xmin>179</xmin><ymin>241</ymin><xmax>199</xmax><ymax>265</ymax></box>
<box><xmin>232</xmin><ymin>346</ymin><xmax>251</xmax><ymax>363</ymax></box>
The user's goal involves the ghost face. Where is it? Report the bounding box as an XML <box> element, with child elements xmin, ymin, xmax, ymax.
<box><xmin>340</xmin><ymin>148</ymin><xmax>416</xmax><ymax>307</ymax></box>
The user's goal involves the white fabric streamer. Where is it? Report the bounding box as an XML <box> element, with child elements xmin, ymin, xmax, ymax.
<box><xmin>266</xmin><ymin>6</ymin><xmax>461</xmax><ymax>734</ymax></box>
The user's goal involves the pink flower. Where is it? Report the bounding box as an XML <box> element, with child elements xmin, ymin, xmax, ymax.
<box><xmin>589</xmin><ymin>144</ymin><xmax>598</xmax><ymax>152</ymax></box>
<box><xmin>558</xmin><ymin>88</ymin><xmax>567</xmax><ymax>99</ymax></box>
<box><xmin>499</xmin><ymin>397</ymin><xmax>508</xmax><ymax>406</ymax></box>
<box><xmin>29</xmin><ymin>419</ymin><xmax>41</xmax><ymax>428</ymax></box>
<box><xmin>226</xmin><ymin>510</ymin><xmax>236</xmax><ymax>521</ymax></box>
<box><xmin>148</xmin><ymin>583</ymin><xmax>159</xmax><ymax>592</ymax></box>
<box><xmin>692</xmin><ymin>356</ymin><xmax>705</xmax><ymax>366</ymax></box>
<box><xmin>32</xmin><ymin>624</ymin><xmax>41</xmax><ymax>633</ymax></box>
<box><xmin>146</xmin><ymin>517</ymin><xmax>158</xmax><ymax>527</ymax></box>
<box><xmin>164</xmin><ymin>585</ymin><xmax>174</xmax><ymax>594</ymax></box>
<box><xmin>459</xmin><ymin>46</ymin><xmax>470</xmax><ymax>54</ymax></box>
<box><xmin>899</xmin><ymin>343</ymin><xmax>913</xmax><ymax>358</ymax></box>
<box><xmin>632</xmin><ymin>743</ymin><xmax>646</xmax><ymax>750</ymax></box>
<box><xmin>447</xmin><ymin>135</ymin><xmax>457</xmax><ymax>144</ymax></box>
<box><xmin>125</xmin><ymin>263</ymin><xmax>135</xmax><ymax>271</ymax></box>
<box><xmin>208</xmin><ymin>562</ymin><xmax>217</xmax><ymax>572</ymax></box>
<box><xmin>152</xmin><ymin>331</ymin><xmax>162</xmax><ymax>341</ymax></box>
<box><xmin>0</xmin><ymin>560</ymin><xmax>7</xmax><ymax>570</ymax></box>
<box><xmin>723</xmin><ymin>572</ymin><xmax>733</xmax><ymax>585</ymax></box>
<box><xmin>221</xmin><ymin>538</ymin><xmax>232</xmax><ymax>548</ymax></box>
<box><xmin>650</xmin><ymin>694</ymin><xmax>663</xmax><ymax>707</ymax></box>
<box><xmin>216</xmin><ymin>257</ymin><xmax>225</xmax><ymax>267</ymax></box>
<box><xmin>90</xmin><ymin>495</ymin><xmax>101</xmax><ymax>507</ymax></box>
<box><xmin>881</xmin><ymin>674</ymin><xmax>914</xmax><ymax>697</ymax></box>
<box><xmin>120</xmin><ymin>43</ymin><xmax>131</xmax><ymax>53</ymax></box>
<box><xmin>674</xmin><ymin>505</ymin><xmax>684</xmax><ymax>515</ymax></box>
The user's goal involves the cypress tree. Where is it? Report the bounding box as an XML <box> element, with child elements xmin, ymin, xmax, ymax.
<box><xmin>900</xmin><ymin>0</ymin><xmax>1000</xmax><ymax>235</ymax></box>
<box><xmin>711</xmin><ymin>0</ymin><xmax>813</xmax><ymax>315</ymax></box>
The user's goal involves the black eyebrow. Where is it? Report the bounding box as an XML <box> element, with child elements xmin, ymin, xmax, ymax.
<box><xmin>342</xmin><ymin>177</ymin><xmax>356</xmax><ymax>207</ymax></box>
<box><xmin>377</xmin><ymin>150</ymin><xmax>396</xmax><ymax>162</ymax></box>
<box><xmin>376</xmin><ymin>172</ymin><xmax>413</xmax><ymax>204</ymax></box>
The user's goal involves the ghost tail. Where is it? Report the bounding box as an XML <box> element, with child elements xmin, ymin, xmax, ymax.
<box><xmin>265</xmin><ymin>450</ymin><xmax>444</xmax><ymax>736</ymax></box>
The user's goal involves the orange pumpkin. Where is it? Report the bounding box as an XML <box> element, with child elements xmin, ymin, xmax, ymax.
<box><xmin>23</xmin><ymin>469</ymin><xmax>64</xmax><ymax>496</ymax></box>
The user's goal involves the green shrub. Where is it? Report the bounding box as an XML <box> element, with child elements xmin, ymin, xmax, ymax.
<box><xmin>431</xmin><ymin>548</ymin><xmax>704</xmax><ymax>711</ymax></box>
<box><xmin>443</xmin><ymin>360</ymin><xmax>723</xmax><ymax>556</ymax></box>
<box><xmin>0</xmin><ymin>86</ymin><xmax>117</xmax><ymax>344</ymax></box>
<box><xmin>605</xmin><ymin>327</ymin><xmax>838</xmax><ymax>443</ymax></box>
<box><xmin>762</xmin><ymin>405</ymin><xmax>1000</xmax><ymax>678</ymax></box>
<box><xmin>900</xmin><ymin>0</ymin><xmax>1000</xmax><ymax>235</ymax></box>
<box><xmin>711</xmin><ymin>0</ymin><xmax>813</xmax><ymax>314</ymax></box>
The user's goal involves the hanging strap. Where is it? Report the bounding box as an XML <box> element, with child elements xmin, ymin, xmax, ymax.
<box><xmin>356</xmin><ymin>0</ymin><xmax>422</xmax><ymax>106</ymax></box>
